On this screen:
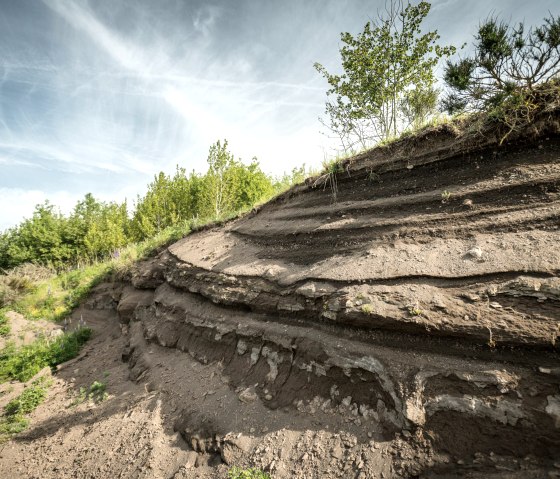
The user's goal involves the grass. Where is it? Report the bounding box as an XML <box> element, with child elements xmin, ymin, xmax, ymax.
<box><xmin>0</xmin><ymin>310</ymin><xmax>9</xmax><ymax>336</ymax></box>
<box><xmin>7</xmin><ymin>221</ymin><xmax>198</xmax><ymax>323</ymax></box>
<box><xmin>0</xmin><ymin>376</ymin><xmax>51</xmax><ymax>442</ymax></box>
<box><xmin>0</xmin><ymin>327</ymin><xmax>92</xmax><ymax>383</ymax></box>
<box><xmin>228</xmin><ymin>467</ymin><xmax>271</xmax><ymax>479</ymax></box>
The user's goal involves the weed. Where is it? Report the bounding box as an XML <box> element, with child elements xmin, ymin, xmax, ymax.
<box><xmin>0</xmin><ymin>327</ymin><xmax>92</xmax><ymax>383</ymax></box>
<box><xmin>228</xmin><ymin>466</ymin><xmax>271</xmax><ymax>479</ymax></box>
<box><xmin>441</xmin><ymin>190</ymin><xmax>452</xmax><ymax>203</ymax></box>
<box><xmin>317</xmin><ymin>158</ymin><xmax>344</xmax><ymax>202</ymax></box>
<box><xmin>408</xmin><ymin>306</ymin><xmax>423</xmax><ymax>317</ymax></box>
<box><xmin>69</xmin><ymin>379</ymin><xmax>108</xmax><ymax>407</ymax></box>
<box><xmin>88</xmin><ymin>381</ymin><xmax>108</xmax><ymax>403</ymax></box>
<box><xmin>0</xmin><ymin>311</ymin><xmax>9</xmax><ymax>337</ymax></box>
<box><xmin>0</xmin><ymin>376</ymin><xmax>51</xmax><ymax>442</ymax></box>
<box><xmin>361</xmin><ymin>304</ymin><xmax>374</xmax><ymax>314</ymax></box>
<box><xmin>367</xmin><ymin>169</ymin><xmax>381</xmax><ymax>183</ymax></box>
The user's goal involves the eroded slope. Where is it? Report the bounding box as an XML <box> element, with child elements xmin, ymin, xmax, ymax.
<box><xmin>117</xmin><ymin>112</ymin><xmax>560</xmax><ymax>476</ymax></box>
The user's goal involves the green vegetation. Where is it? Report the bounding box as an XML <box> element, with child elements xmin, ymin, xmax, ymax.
<box><xmin>361</xmin><ymin>304</ymin><xmax>374</xmax><ymax>315</ymax></box>
<box><xmin>228</xmin><ymin>467</ymin><xmax>271</xmax><ymax>479</ymax></box>
<box><xmin>443</xmin><ymin>13</ymin><xmax>560</xmax><ymax>114</ymax></box>
<box><xmin>314</xmin><ymin>0</ymin><xmax>455</xmax><ymax>151</ymax></box>
<box><xmin>0</xmin><ymin>327</ymin><xmax>92</xmax><ymax>383</ymax></box>
<box><xmin>441</xmin><ymin>190</ymin><xmax>452</xmax><ymax>203</ymax></box>
<box><xmin>0</xmin><ymin>376</ymin><xmax>51</xmax><ymax>442</ymax></box>
<box><xmin>0</xmin><ymin>140</ymin><xmax>306</xmax><ymax>272</ymax></box>
<box><xmin>69</xmin><ymin>379</ymin><xmax>108</xmax><ymax>407</ymax></box>
<box><xmin>0</xmin><ymin>311</ymin><xmax>9</xmax><ymax>336</ymax></box>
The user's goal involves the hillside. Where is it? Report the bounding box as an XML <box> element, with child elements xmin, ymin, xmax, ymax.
<box><xmin>1</xmin><ymin>110</ymin><xmax>559</xmax><ymax>478</ymax></box>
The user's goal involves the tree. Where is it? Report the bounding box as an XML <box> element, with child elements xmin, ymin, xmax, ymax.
<box><xmin>206</xmin><ymin>139</ymin><xmax>235</xmax><ymax>218</ymax></box>
<box><xmin>443</xmin><ymin>14</ymin><xmax>560</xmax><ymax>114</ymax></box>
<box><xmin>314</xmin><ymin>0</ymin><xmax>455</xmax><ymax>151</ymax></box>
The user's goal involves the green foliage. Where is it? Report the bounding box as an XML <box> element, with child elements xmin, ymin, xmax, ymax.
<box><xmin>443</xmin><ymin>13</ymin><xmax>560</xmax><ymax>113</ymax></box>
<box><xmin>0</xmin><ymin>327</ymin><xmax>92</xmax><ymax>383</ymax></box>
<box><xmin>14</xmin><ymin>262</ymin><xmax>109</xmax><ymax>321</ymax></box>
<box><xmin>70</xmin><ymin>379</ymin><xmax>108</xmax><ymax>407</ymax></box>
<box><xmin>131</xmin><ymin>140</ymin><xmax>277</xmax><ymax>241</ymax></box>
<box><xmin>0</xmin><ymin>376</ymin><xmax>51</xmax><ymax>441</ymax></box>
<box><xmin>314</xmin><ymin>1</ymin><xmax>455</xmax><ymax>151</ymax></box>
<box><xmin>228</xmin><ymin>467</ymin><xmax>271</xmax><ymax>479</ymax></box>
<box><xmin>0</xmin><ymin>139</ymin><xmax>302</xmax><ymax>277</ymax></box>
<box><xmin>0</xmin><ymin>311</ymin><xmax>9</xmax><ymax>336</ymax></box>
<box><xmin>4</xmin><ymin>379</ymin><xmax>50</xmax><ymax>416</ymax></box>
<box><xmin>361</xmin><ymin>304</ymin><xmax>374</xmax><ymax>314</ymax></box>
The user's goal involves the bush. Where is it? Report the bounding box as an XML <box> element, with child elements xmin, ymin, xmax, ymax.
<box><xmin>0</xmin><ymin>327</ymin><xmax>92</xmax><ymax>383</ymax></box>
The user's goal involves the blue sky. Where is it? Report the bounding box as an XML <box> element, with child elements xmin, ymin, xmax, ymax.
<box><xmin>0</xmin><ymin>0</ymin><xmax>557</xmax><ymax>230</ymax></box>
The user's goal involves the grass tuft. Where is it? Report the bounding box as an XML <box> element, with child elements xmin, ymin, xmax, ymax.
<box><xmin>228</xmin><ymin>467</ymin><xmax>271</xmax><ymax>479</ymax></box>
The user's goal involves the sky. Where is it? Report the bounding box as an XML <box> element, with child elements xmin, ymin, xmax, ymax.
<box><xmin>0</xmin><ymin>0</ymin><xmax>557</xmax><ymax>231</ymax></box>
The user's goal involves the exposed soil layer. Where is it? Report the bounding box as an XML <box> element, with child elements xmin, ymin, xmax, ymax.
<box><xmin>1</xmin><ymin>112</ymin><xmax>560</xmax><ymax>478</ymax></box>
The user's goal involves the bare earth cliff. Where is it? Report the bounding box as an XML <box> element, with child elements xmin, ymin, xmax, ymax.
<box><xmin>1</xmin><ymin>111</ymin><xmax>560</xmax><ymax>478</ymax></box>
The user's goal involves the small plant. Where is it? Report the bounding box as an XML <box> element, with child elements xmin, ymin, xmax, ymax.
<box><xmin>88</xmin><ymin>380</ymin><xmax>108</xmax><ymax>403</ymax></box>
<box><xmin>228</xmin><ymin>467</ymin><xmax>271</xmax><ymax>479</ymax></box>
<box><xmin>0</xmin><ymin>376</ymin><xmax>51</xmax><ymax>442</ymax></box>
<box><xmin>361</xmin><ymin>304</ymin><xmax>374</xmax><ymax>314</ymax></box>
<box><xmin>367</xmin><ymin>169</ymin><xmax>381</xmax><ymax>183</ymax></box>
<box><xmin>0</xmin><ymin>311</ymin><xmax>10</xmax><ymax>337</ymax></box>
<box><xmin>315</xmin><ymin>158</ymin><xmax>344</xmax><ymax>202</ymax></box>
<box><xmin>69</xmin><ymin>379</ymin><xmax>108</xmax><ymax>407</ymax></box>
<box><xmin>408</xmin><ymin>306</ymin><xmax>423</xmax><ymax>317</ymax></box>
<box><xmin>441</xmin><ymin>190</ymin><xmax>452</xmax><ymax>203</ymax></box>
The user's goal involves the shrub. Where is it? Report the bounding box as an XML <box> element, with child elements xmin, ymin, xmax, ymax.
<box><xmin>0</xmin><ymin>327</ymin><xmax>92</xmax><ymax>383</ymax></box>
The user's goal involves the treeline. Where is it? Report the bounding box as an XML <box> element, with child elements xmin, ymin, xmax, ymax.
<box><xmin>0</xmin><ymin>140</ymin><xmax>306</xmax><ymax>270</ymax></box>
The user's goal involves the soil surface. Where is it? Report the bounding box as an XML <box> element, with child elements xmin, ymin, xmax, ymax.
<box><xmin>0</xmin><ymin>113</ymin><xmax>559</xmax><ymax>478</ymax></box>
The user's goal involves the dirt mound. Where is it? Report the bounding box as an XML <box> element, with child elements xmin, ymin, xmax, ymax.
<box><xmin>1</xmin><ymin>111</ymin><xmax>560</xmax><ymax>478</ymax></box>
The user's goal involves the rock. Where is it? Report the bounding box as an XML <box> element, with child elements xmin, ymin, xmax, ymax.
<box><xmin>238</xmin><ymin>387</ymin><xmax>258</xmax><ymax>403</ymax></box>
<box><xmin>331</xmin><ymin>445</ymin><xmax>344</xmax><ymax>460</ymax></box>
<box><xmin>545</xmin><ymin>395</ymin><xmax>560</xmax><ymax>428</ymax></box>
<box><xmin>466</xmin><ymin>246</ymin><xmax>484</xmax><ymax>260</ymax></box>
<box><xmin>184</xmin><ymin>451</ymin><xmax>198</xmax><ymax>469</ymax></box>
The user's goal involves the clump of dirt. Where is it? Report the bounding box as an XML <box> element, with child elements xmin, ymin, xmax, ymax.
<box><xmin>1</xmin><ymin>108</ymin><xmax>560</xmax><ymax>478</ymax></box>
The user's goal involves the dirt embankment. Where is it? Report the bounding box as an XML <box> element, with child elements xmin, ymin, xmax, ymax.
<box><xmin>1</xmin><ymin>112</ymin><xmax>560</xmax><ymax>478</ymax></box>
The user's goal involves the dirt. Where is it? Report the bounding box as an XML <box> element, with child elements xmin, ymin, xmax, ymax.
<box><xmin>0</xmin><ymin>111</ymin><xmax>560</xmax><ymax>478</ymax></box>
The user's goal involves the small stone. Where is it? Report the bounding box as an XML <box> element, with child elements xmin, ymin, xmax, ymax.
<box><xmin>466</xmin><ymin>246</ymin><xmax>483</xmax><ymax>259</ymax></box>
<box><xmin>238</xmin><ymin>387</ymin><xmax>258</xmax><ymax>403</ymax></box>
